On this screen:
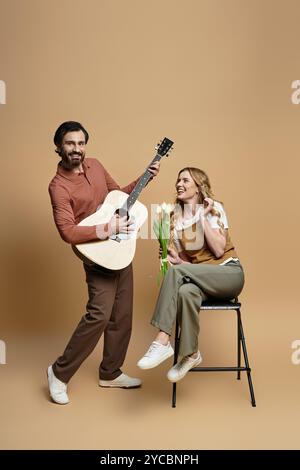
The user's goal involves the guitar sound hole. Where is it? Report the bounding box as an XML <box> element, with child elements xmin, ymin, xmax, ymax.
<box><xmin>115</xmin><ymin>208</ymin><xmax>129</xmax><ymax>219</ymax></box>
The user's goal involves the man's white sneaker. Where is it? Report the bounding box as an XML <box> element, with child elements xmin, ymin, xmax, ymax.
<box><xmin>167</xmin><ymin>351</ymin><xmax>202</xmax><ymax>383</ymax></box>
<box><xmin>137</xmin><ymin>341</ymin><xmax>174</xmax><ymax>370</ymax></box>
<box><xmin>99</xmin><ymin>373</ymin><xmax>141</xmax><ymax>389</ymax></box>
<box><xmin>47</xmin><ymin>365</ymin><xmax>69</xmax><ymax>405</ymax></box>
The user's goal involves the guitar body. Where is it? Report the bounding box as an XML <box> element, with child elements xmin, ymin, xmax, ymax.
<box><xmin>75</xmin><ymin>190</ymin><xmax>148</xmax><ymax>270</ymax></box>
<box><xmin>75</xmin><ymin>137</ymin><xmax>173</xmax><ymax>270</ymax></box>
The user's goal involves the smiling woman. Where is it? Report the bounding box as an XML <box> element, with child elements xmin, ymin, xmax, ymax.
<box><xmin>172</xmin><ymin>167</ymin><xmax>228</xmax><ymax>259</ymax></box>
<box><xmin>137</xmin><ymin>166</ymin><xmax>244</xmax><ymax>383</ymax></box>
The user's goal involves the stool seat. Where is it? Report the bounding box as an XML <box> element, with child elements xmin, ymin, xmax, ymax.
<box><xmin>200</xmin><ymin>300</ymin><xmax>241</xmax><ymax>310</ymax></box>
<box><xmin>172</xmin><ymin>298</ymin><xmax>256</xmax><ymax>408</ymax></box>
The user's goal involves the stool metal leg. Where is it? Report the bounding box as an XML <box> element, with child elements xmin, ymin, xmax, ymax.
<box><xmin>237</xmin><ymin>309</ymin><xmax>256</xmax><ymax>407</ymax></box>
<box><xmin>171</xmin><ymin>303</ymin><xmax>256</xmax><ymax>408</ymax></box>
<box><xmin>237</xmin><ymin>310</ymin><xmax>241</xmax><ymax>380</ymax></box>
<box><xmin>172</xmin><ymin>319</ymin><xmax>180</xmax><ymax>408</ymax></box>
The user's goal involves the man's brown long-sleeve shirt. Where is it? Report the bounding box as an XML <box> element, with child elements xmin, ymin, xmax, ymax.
<box><xmin>49</xmin><ymin>158</ymin><xmax>140</xmax><ymax>245</ymax></box>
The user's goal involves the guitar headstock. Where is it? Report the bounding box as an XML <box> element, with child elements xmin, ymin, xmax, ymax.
<box><xmin>155</xmin><ymin>137</ymin><xmax>174</xmax><ymax>157</ymax></box>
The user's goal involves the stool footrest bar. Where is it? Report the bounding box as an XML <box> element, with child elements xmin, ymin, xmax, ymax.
<box><xmin>190</xmin><ymin>366</ymin><xmax>250</xmax><ymax>372</ymax></box>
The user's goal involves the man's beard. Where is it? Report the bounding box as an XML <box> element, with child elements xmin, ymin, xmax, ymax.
<box><xmin>62</xmin><ymin>151</ymin><xmax>85</xmax><ymax>169</ymax></box>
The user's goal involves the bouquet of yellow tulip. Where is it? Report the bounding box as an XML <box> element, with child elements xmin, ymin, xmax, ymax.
<box><xmin>153</xmin><ymin>203</ymin><xmax>173</xmax><ymax>280</ymax></box>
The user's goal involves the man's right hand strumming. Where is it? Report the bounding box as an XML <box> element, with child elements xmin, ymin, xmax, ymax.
<box><xmin>109</xmin><ymin>214</ymin><xmax>135</xmax><ymax>236</ymax></box>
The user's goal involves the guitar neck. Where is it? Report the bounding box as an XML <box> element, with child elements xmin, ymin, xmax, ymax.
<box><xmin>121</xmin><ymin>153</ymin><xmax>162</xmax><ymax>212</ymax></box>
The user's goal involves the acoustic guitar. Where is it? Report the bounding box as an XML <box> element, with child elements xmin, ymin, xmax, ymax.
<box><xmin>75</xmin><ymin>137</ymin><xmax>174</xmax><ymax>269</ymax></box>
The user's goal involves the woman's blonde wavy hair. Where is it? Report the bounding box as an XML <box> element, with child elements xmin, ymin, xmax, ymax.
<box><xmin>170</xmin><ymin>167</ymin><xmax>225</xmax><ymax>242</ymax></box>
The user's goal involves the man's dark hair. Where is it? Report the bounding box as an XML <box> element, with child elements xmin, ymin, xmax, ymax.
<box><xmin>53</xmin><ymin>121</ymin><xmax>89</xmax><ymax>148</ymax></box>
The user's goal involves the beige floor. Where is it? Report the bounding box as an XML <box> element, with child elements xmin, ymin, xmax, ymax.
<box><xmin>1</xmin><ymin>298</ymin><xmax>300</xmax><ymax>450</ymax></box>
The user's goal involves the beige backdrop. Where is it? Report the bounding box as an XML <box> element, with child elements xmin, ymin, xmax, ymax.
<box><xmin>1</xmin><ymin>0</ymin><xmax>300</xmax><ymax>450</ymax></box>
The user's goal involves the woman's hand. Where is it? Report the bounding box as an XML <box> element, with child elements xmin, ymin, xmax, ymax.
<box><xmin>167</xmin><ymin>248</ymin><xmax>182</xmax><ymax>265</ymax></box>
<box><xmin>203</xmin><ymin>197</ymin><xmax>214</xmax><ymax>216</ymax></box>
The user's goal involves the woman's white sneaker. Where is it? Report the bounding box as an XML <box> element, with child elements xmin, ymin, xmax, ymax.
<box><xmin>167</xmin><ymin>351</ymin><xmax>202</xmax><ymax>382</ymax></box>
<box><xmin>47</xmin><ymin>366</ymin><xmax>69</xmax><ymax>405</ymax></box>
<box><xmin>137</xmin><ymin>341</ymin><xmax>174</xmax><ymax>369</ymax></box>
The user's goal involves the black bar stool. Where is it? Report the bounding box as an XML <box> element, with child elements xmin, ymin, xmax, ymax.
<box><xmin>172</xmin><ymin>299</ymin><xmax>256</xmax><ymax>407</ymax></box>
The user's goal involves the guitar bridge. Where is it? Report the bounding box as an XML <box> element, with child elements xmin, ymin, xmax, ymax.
<box><xmin>109</xmin><ymin>234</ymin><xmax>121</xmax><ymax>243</ymax></box>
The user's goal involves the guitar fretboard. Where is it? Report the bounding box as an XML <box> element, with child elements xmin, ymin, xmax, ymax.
<box><xmin>121</xmin><ymin>153</ymin><xmax>162</xmax><ymax>212</ymax></box>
